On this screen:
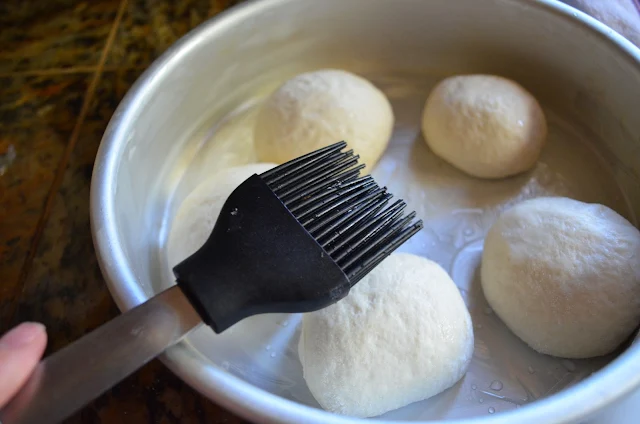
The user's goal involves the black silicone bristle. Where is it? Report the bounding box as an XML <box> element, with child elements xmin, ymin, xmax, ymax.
<box><xmin>261</xmin><ymin>141</ymin><xmax>423</xmax><ymax>285</ymax></box>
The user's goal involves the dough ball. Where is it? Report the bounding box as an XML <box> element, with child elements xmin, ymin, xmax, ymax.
<box><xmin>168</xmin><ymin>163</ymin><xmax>276</xmax><ymax>266</ymax></box>
<box><xmin>566</xmin><ymin>0</ymin><xmax>640</xmax><ymax>46</ymax></box>
<box><xmin>299</xmin><ymin>253</ymin><xmax>474</xmax><ymax>418</ymax></box>
<box><xmin>254</xmin><ymin>69</ymin><xmax>394</xmax><ymax>171</ymax></box>
<box><xmin>422</xmin><ymin>75</ymin><xmax>547</xmax><ymax>179</ymax></box>
<box><xmin>481</xmin><ymin>197</ymin><xmax>640</xmax><ymax>358</ymax></box>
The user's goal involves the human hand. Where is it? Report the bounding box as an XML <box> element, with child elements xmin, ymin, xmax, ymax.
<box><xmin>0</xmin><ymin>322</ymin><xmax>47</xmax><ymax>407</ymax></box>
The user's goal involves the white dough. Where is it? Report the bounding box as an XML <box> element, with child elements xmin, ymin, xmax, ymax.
<box><xmin>254</xmin><ymin>69</ymin><xmax>394</xmax><ymax>171</ymax></box>
<box><xmin>167</xmin><ymin>163</ymin><xmax>276</xmax><ymax>266</ymax></box>
<box><xmin>299</xmin><ymin>253</ymin><xmax>474</xmax><ymax>418</ymax></box>
<box><xmin>481</xmin><ymin>197</ymin><xmax>640</xmax><ymax>359</ymax></box>
<box><xmin>565</xmin><ymin>0</ymin><xmax>640</xmax><ymax>46</ymax></box>
<box><xmin>422</xmin><ymin>75</ymin><xmax>547</xmax><ymax>179</ymax></box>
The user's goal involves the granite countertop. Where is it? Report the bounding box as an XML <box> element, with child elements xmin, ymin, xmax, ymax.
<box><xmin>0</xmin><ymin>0</ymin><xmax>249</xmax><ymax>422</ymax></box>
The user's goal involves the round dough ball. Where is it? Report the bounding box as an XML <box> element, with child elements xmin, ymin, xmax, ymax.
<box><xmin>299</xmin><ymin>253</ymin><xmax>474</xmax><ymax>418</ymax></box>
<box><xmin>168</xmin><ymin>163</ymin><xmax>276</xmax><ymax>266</ymax></box>
<box><xmin>481</xmin><ymin>197</ymin><xmax>640</xmax><ymax>359</ymax></box>
<box><xmin>254</xmin><ymin>69</ymin><xmax>394</xmax><ymax>171</ymax></box>
<box><xmin>422</xmin><ymin>75</ymin><xmax>547</xmax><ymax>179</ymax></box>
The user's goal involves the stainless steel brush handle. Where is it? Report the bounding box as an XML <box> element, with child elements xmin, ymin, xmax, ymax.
<box><xmin>0</xmin><ymin>286</ymin><xmax>202</xmax><ymax>424</ymax></box>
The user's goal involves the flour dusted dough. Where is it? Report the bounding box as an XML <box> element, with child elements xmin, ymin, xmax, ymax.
<box><xmin>254</xmin><ymin>69</ymin><xmax>394</xmax><ymax>171</ymax></box>
<box><xmin>565</xmin><ymin>0</ymin><xmax>640</xmax><ymax>46</ymax></box>
<box><xmin>422</xmin><ymin>75</ymin><xmax>547</xmax><ymax>179</ymax></box>
<box><xmin>299</xmin><ymin>253</ymin><xmax>474</xmax><ymax>418</ymax></box>
<box><xmin>167</xmin><ymin>163</ymin><xmax>276</xmax><ymax>266</ymax></box>
<box><xmin>482</xmin><ymin>197</ymin><xmax>640</xmax><ymax>358</ymax></box>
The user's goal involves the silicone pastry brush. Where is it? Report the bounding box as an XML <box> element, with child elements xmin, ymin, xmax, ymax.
<box><xmin>0</xmin><ymin>141</ymin><xmax>423</xmax><ymax>424</ymax></box>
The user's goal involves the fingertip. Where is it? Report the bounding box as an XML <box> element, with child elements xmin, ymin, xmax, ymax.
<box><xmin>28</xmin><ymin>322</ymin><xmax>47</xmax><ymax>355</ymax></box>
<box><xmin>0</xmin><ymin>322</ymin><xmax>47</xmax><ymax>349</ymax></box>
<box><xmin>0</xmin><ymin>322</ymin><xmax>48</xmax><ymax>406</ymax></box>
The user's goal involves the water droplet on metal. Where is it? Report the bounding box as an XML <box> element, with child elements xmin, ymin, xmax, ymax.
<box><xmin>488</xmin><ymin>407</ymin><xmax>495</xmax><ymax>414</ymax></box>
<box><xmin>265</xmin><ymin>345</ymin><xmax>271</xmax><ymax>351</ymax></box>
<box><xmin>472</xmin><ymin>384</ymin><xmax>477</xmax><ymax>390</ymax></box>
<box><xmin>528</xmin><ymin>366</ymin><xmax>535</xmax><ymax>374</ymax></box>
<box><xmin>562</xmin><ymin>359</ymin><xmax>576</xmax><ymax>372</ymax></box>
<box><xmin>464</xmin><ymin>228</ymin><xmax>473</xmax><ymax>236</ymax></box>
<box><xmin>479</xmin><ymin>398</ymin><xmax>484</xmax><ymax>404</ymax></box>
<box><xmin>489</xmin><ymin>380</ymin><xmax>503</xmax><ymax>391</ymax></box>
<box><xmin>270</xmin><ymin>352</ymin><xmax>276</xmax><ymax>358</ymax></box>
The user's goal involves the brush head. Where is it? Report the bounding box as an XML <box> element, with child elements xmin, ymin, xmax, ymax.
<box><xmin>261</xmin><ymin>141</ymin><xmax>423</xmax><ymax>285</ymax></box>
<box><xmin>173</xmin><ymin>142</ymin><xmax>423</xmax><ymax>332</ymax></box>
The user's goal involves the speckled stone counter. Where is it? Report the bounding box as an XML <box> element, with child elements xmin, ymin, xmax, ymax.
<box><xmin>0</xmin><ymin>1</ymin><xmax>249</xmax><ymax>422</ymax></box>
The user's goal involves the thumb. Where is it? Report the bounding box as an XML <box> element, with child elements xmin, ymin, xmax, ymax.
<box><xmin>0</xmin><ymin>322</ymin><xmax>47</xmax><ymax>407</ymax></box>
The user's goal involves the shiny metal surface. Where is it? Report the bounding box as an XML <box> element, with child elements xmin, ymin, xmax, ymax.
<box><xmin>0</xmin><ymin>286</ymin><xmax>200</xmax><ymax>424</ymax></box>
<box><xmin>90</xmin><ymin>0</ymin><xmax>640</xmax><ymax>423</ymax></box>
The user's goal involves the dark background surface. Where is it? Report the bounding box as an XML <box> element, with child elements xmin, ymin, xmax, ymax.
<box><xmin>0</xmin><ymin>0</ymin><xmax>251</xmax><ymax>422</ymax></box>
